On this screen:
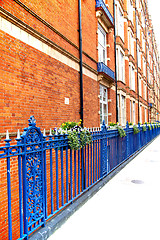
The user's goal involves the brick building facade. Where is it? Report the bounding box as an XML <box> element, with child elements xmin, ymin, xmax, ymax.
<box><xmin>115</xmin><ymin>0</ymin><xmax>160</xmax><ymax>125</ymax></box>
<box><xmin>0</xmin><ymin>0</ymin><xmax>159</xmax><ymax>132</ymax></box>
<box><xmin>0</xmin><ymin>0</ymin><xmax>115</xmax><ymax>136</ymax></box>
<box><xmin>0</xmin><ymin>1</ymin><xmax>160</xmax><ymax>240</ymax></box>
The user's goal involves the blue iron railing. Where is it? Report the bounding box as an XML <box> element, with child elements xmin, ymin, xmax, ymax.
<box><xmin>97</xmin><ymin>62</ymin><xmax>115</xmax><ymax>80</ymax></box>
<box><xmin>96</xmin><ymin>0</ymin><xmax>114</xmax><ymax>26</ymax></box>
<box><xmin>0</xmin><ymin>117</ymin><xmax>160</xmax><ymax>240</ymax></box>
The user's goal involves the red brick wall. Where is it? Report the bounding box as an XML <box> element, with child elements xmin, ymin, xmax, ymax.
<box><xmin>1</xmin><ymin>0</ymin><xmax>97</xmax><ymax>69</ymax></box>
<box><xmin>0</xmin><ymin>0</ymin><xmax>100</xmax><ymax>134</ymax></box>
<box><xmin>0</xmin><ymin>29</ymin><xmax>99</xmax><ymax>133</ymax></box>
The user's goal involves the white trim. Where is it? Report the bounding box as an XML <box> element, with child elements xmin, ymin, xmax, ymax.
<box><xmin>98</xmin><ymin>23</ymin><xmax>107</xmax><ymax>65</ymax></box>
<box><xmin>100</xmin><ymin>84</ymin><xmax>108</xmax><ymax>125</ymax></box>
<box><xmin>129</xmin><ymin>62</ymin><xmax>135</xmax><ymax>91</ymax></box>
<box><xmin>117</xmin><ymin>91</ymin><xmax>126</xmax><ymax>126</ymax></box>
<box><xmin>116</xmin><ymin>45</ymin><xmax>125</xmax><ymax>83</ymax></box>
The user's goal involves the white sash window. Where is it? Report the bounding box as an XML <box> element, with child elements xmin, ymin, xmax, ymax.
<box><xmin>98</xmin><ymin>24</ymin><xmax>107</xmax><ymax>65</ymax></box>
<box><xmin>100</xmin><ymin>85</ymin><xmax>108</xmax><ymax>125</ymax></box>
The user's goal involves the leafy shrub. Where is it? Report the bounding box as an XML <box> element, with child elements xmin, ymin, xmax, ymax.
<box><xmin>117</xmin><ymin>126</ymin><xmax>126</xmax><ymax>138</ymax></box>
<box><xmin>80</xmin><ymin>130</ymin><xmax>92</xmax><ymax>148</ymax></box>
<box><xmin>109</xmin><ymin>122</ymin><xmax>117</xmax><ymax>127</ymax></box>
<box><xmin>60</xmin><ymin>120</ymin><xmax>92</xmax><ymax>150</ymax></box>
<box><xmin>133</xmin><ymin>125</ymin><xmax>140</xmax><ymax>134</ymax></box>
<box><xmin>68</xmin><ymin>130</ymin><xmax>80</xmax><ymax>150</ymax></box>
<box><xmin>142</xmin><ymin>125</ymin><xmax>146</xmax><ymax>132</ymax></box>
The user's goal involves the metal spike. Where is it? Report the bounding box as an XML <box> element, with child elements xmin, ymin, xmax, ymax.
<box><xmin>43</xmin><ymin>129</ymin><xmax>46</xmax><ymax>137</ymax></box>
<box><xmin>6</xmin><ymin>130</ymin><xmax>9</xmax><ymax>140</ymax></box>
<box><xmin>50</xmin><ymin>128</ymin><xmax>52</xmax><ymax>136</ymax></box>
<box><xmin>17</xmin><ymin>129</ymin><xmax>20</xmax><ymax>139</ymax></box>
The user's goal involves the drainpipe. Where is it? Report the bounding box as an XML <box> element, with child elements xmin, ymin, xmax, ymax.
<box><xmin>78</xmin><ymin>0</ymin><xmax>84</xmax><ymax>127</ymax></box>
<box><xmin>113</xmin><ymin>0</ymin><xmax>118</xmax><ymax>123</ymax></box>
<box><xmin>135</xmin><ymin>0</ymin><xmax>140</xmax><ymax>123</ymax></box>
<box><xmin>145</xmin><ymin>1</ymin><xmax>149</xmax><ymax>122</ymax></box>
<box><xmin>78</xmin><ymin>0</ymin><xmax>85</xmax><ymax>190</ymax></box>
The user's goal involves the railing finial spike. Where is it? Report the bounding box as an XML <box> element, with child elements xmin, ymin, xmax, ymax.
<box><xmin>28</xmin><ymin>116</ymin><xmax>36</xmax><ymax>126</ymax></box>
<box><xmin>6</xmin><ymin>130</ymin><xmax>9</xmax><ymax>140</ymax></box>
<box><xmin>43</xmin><ymin>129</ymin><xmax>46</xmax><ymax>137</ymax></box>
<box><xmin>17</xmin><ymin>129</ymin><xmax>20</xmax><ymax>139</ymax></box>
<box><xmin>49</xmin><ymin>128</ymin><xmax>52</xmax><ymax>136</ymax></box>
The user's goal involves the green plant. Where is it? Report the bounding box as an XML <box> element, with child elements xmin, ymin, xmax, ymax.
<box><xmin>67</xmin><ymin>130</ymin><xmax>80</xmax><ymax>150</ymax></box>
<box><xmin>133</xmin><ymin>125</ymin><xmax>140</xmax><ymax>134</ymax></box>
<box><xmin>148</xmin><ymin>125</ymin><xmax>152</xmax><ymax>130</ymax></box>
<box><xmin>60</xmin><ymin>120</ymin><xmax>92</xmax><ymax>150</ymax></box>
<box><xmin>109</xmin><ymin>122</ymin><xmax>117</xmax><ymax>127</ymax></box>
<box><xmin>142</xmin><ymin>125</ymin><xmax>146</xmax><ymax>132</ymax></box>
<box><xmin>117</xmin><ymin>126</ymin><xmax>126</xmax><ymax>138</ymax></box>
<box><xmin>80</xmin><ymin>130</ymin><xmax>92</xmax><ymax>148</ymax></box>
<box><xmin>128</xmin><ymin>122</ymin><xmax>133</xmax><ymax>126</ymax></box>
<box><xmin>152</xmin><ymin>124</ymin><xmax>155</xmax><ymax>129</ymax></box>
<box><xmin>61</xmin><ymin>120</ymin><xmax>81</xmax><ymax>130</ymax></box>
<box><xmin>67</xmin><ymin>129</ymin><xmax>92</xmax><ymax>150</ymax></box>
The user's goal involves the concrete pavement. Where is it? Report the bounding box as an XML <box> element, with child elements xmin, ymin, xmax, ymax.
<box><xmin>48</xmin><ymin>135</ymin><xmax>160</xmax><ymax>240</ymax></box>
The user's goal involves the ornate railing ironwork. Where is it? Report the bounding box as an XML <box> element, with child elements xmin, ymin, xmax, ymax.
<box><xmin>0</xmin><ymin>117</ymin><xmax>160</xmax><ymax>240</ymax></box>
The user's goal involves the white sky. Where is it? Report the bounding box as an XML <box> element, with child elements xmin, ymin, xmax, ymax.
<box><xmin>147</xmin><ymin>0</ymin><xmax>160</xmax><ymax>56</ymax></box>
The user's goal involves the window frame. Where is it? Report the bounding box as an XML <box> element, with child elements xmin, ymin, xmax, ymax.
<box><xmin>116</xmin><ymin>5</ymin><xmax>124</xmax><ymax>41</ymax></box>
<box><xmin>98</xmin><ymin>24</ymin><xmax>107</xmax><ymax>65</ymax></box>
<box><xmin>100</xmin><ymin>84</ymin><xmax>108</xmax><ymax>125</ymax></box>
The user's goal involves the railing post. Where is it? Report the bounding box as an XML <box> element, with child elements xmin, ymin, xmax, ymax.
<box><xmin>145</xmin><ymin>122</ymin><xmax>148</xmax><ymax>144</ymax></box>
<box><xmin>43</xmin><ymin>132</ymin><xmax>47</xmax><ymax>219</ymax></box>
<box><xmin>150</xmin><ymin>123</ymin><xmax>152</xmax><ymax>141</ymax></box>
<box><xmin>21</xmin><ymin>129</ymin><xmax>28</xmax><ymax>239</ymax></box>
<box><xmin>126</xmin><ymin>121</ymin><xmax>129</xmax><ymax>158</ymax></box>
<box><xmin>138</xmin><ymin>122</ymin><xmax>141</xmax><ymax>149</ymax></box>
<box><xmin>21</xmin><ymin>116</ymin><xmax>45</xmax><ymax>238</ymax></box>
<box><xmin>100</xmin><ymin>120</ymin><xmax>108</xmax><ymax>177</ymax></box>
<box><xmin>16</xmin><ymin>134</ymin><xmax>24</xmax><ymax>239</ymax></box>
<box><xmin>5</xmin><ymin>134</ymin><xmax>12</xmax><ymax>240</ymax></box>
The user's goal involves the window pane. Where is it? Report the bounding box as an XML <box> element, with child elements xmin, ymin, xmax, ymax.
<box><xmin>103</xmin><ymin>104</ymin><xmax>107</xmax><ymax>115</ymax></box>
<box><xmin>100</xmin><ymin>103</ymin><xmax>102</xmax><ymax>115</ymax></box>
<box><xmin>103</xmin><ymin>88</ymin><xmax>107</xmax><ymax>102</ymax></box>
<box><xmin>100</xmin><ymin>86</ymin><xmax>102</xmax><ymax>100</ymax></box>
<box><xmin>100</xmin><ymin>85</ymin><xmax>108</xmax><ymax>125</ymax></box>
<box><xmin>98</xmin><ymin>29</ymin><xmax>105</xmax><ymax>47</ymax></box>
<box><xmin>104</xmin><ymin>116</ymin><xmax>107</xmax><ymax>124</ymax></box>
<box><xmin>103</xmin><ymin>49</ymin><xmax>106</xmax><ymax>64</ymax></box>
<box><xmin>98</xmin><ymin>25</ymin><xmax>107</xmax><ymax>64</ymax></box>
